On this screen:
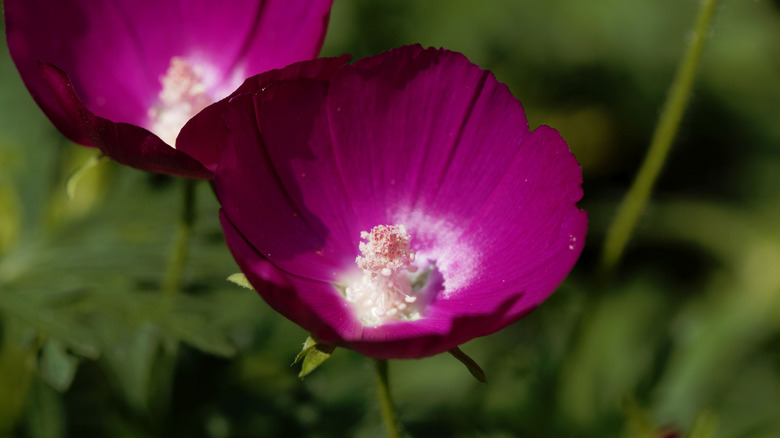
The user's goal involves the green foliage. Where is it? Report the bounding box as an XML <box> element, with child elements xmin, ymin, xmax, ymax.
<box><xmin>39</xmin><ymin>338</ymin><xmax>79</xmax><ymax>392</ymax></box>
<box><xmin>0</xmin><ymin>320</ymin><xmax>35</xmax><ymax>434</ymax></box>
<box><xmin>294</xmin><ymin>336</ymin><xmax>336</xmax><ymax>379</ymax></box>
<box><xmin>2</xmin><ymin>0</ymin><xmax>780</xmax><ymax>437</ymax></box>
<box><xmin>226</xmin><ymin>273</ymin><xmax>253</xmax><ymax>290</ymax></box>
<box><xmin>64</xmin><ymin>152</ymin><xmax>108</xmax><ymax>200</ymax></box>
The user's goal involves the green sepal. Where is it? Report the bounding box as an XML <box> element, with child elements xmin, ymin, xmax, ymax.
<box><xmin>294</xmin><ymin>336</ymin><xmax>335</xmax><ymax>378</ymax></box>
<box><xmin>227</xmin><ymin>273</ymin><xmax>254</xmax><ymax>291</ymax></box>
<box><xmin>448</xmin><ymin>346</ymin><xmax>487</xmax><ymax>383</ymax></box>
<box><xmin>65</xmin><ymin>152</ymin><xmax>108</xmax><ymax>199</ymax></box>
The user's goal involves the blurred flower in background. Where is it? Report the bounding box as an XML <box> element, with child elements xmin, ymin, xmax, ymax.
<box><xmin>185</xmin><ymin>46</ymin><xmax>587</xmax><ymax>359</ymax></box>
<box><xmin>3</xmin><ymin>0</ymin><xmax>333</xmax><ymax>177</ymax></box>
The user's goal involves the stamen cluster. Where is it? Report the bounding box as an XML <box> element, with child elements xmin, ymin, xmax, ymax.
<box><xmin>148</xmin><ymin>57</ymin><xmax>212</xmax><ymax>146</ymax></box>
<box><xmin>356</xmin><ymin>224</ymin><xmax>416</xmax><ymax>278</ymax></box>
<box><xmin>346</xmin><ymin>224</ymin><xmax>420</xmax><ymax>325</ymax></box>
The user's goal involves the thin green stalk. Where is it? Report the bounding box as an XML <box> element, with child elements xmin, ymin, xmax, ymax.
<box><xmin>162</xmin><ymin>179</ymin><xmax>197</xmax><ymax>295</ymax></box>
<box><xmin>600</xmin><ymin>0</ymin><xmax>720</xmax><ymax>277</ymax></box>
<box><xmin>374</xmin><ymin>359</ymin><xmax>401</xmax><ymax>438</ymax></box>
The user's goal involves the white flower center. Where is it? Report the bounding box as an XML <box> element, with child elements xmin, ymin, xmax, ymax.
<box><xmin>147</xmin><ymin>57</ymin><xmax>212</xmax><ymax>147</ymax></box>
<box><xmin>344</xmin><ymin>224</ymin><xmax>422</xmax><ymax>326</ymax></box>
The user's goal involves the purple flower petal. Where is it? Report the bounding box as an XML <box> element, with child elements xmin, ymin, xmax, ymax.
<box><xmin>6</xmin><ymin>0</ymin><xmax>153</xmax><ymax>128</ymax></box>
<box><xmin>211</xmin><ymin>45</ymin><xmax>587</xmax><ymax>358</ymax></box>
<box><xmin>235</xmin><ymin>0</ymin><xmax>335</xmax><ymax>80</ymax></box>
<box><xmin>214</xmin><ymin>78</ymin><xmax>356</xmax><ymax>282</ymax></box>
<box><xmin>428</xmin><ymin>125</ymin><xmax>587</xmax><ymax>330</ymax></box>
<box><xmin>220</xmin><ymin>210</ymin><xmax>354</xmax><ymax>343</ymax></box>
<box><xmin>177</xmin><ymin>55</ymin><xmax>350</xmax><ymax>173</ymax></box>
<box><xmin>39</xmin><ymin>63</ymin><xmax>212</xmax><ymax>178</ymax></box>
<box><xmin>4</xmin><ymin>0</ymin><xmax>333</xmax><ymax>177</ymax></box>
<box><xmin>325</xmin><ymin>46</ymin><xmax>531</xmax><ymax>229</ymax></box>
<box><xmin>351</xmin><ymin>294</ymin><xmax>523</xmax><ymax>359</ymax></box>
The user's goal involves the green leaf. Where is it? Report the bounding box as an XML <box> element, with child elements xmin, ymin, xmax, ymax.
<box><xmin>103</xmin><ymin>292</ymin><xmax>238</xmax><ymax>358</ymax></box>
<box><xmin>293</xmin><ymin>336</ymin><xmax>318</xmax><ymax>365</ymax></box>
<box><xmin>0</xmin><ymin>322</ymin><xmax>35</xmax><ymax>433</ymax></box>
<box><xmin>156</xmin><ymin>310</ymin><xmax>236</xmax><ymax>358</ymax></box>
<box><xmin>227</xmin><ymin>273</ymin><xmax>254</xmax><ymax>291</ymax></box>
<box><xmin>688</xmin><ymin>411</ymin><xmax>718</xmax><ymax>438</ymax></box>
<box><xmin>294</xmin><ymin>336</ymin><xmax>335</xmax><ymax>378</ymax></box>
<box><xmin>99</xmin><ymin>324</ymin><xmax>180</xmax><ymax>415</ymax></box>
<box><xmin>0</xmin><ymin>289</ymin><xmax>100</xmax><ymax>359</ymax></box>
<box><xmin>447</xmin><ymin>346</ymin><xmax>487</xmax><ymax>383</ymax></box>
<box><xmin>39</xmin><ymin>338</ymin><xmax>79</xmax><ymax>392</ymax></box>
<box><xmin>0</xmin><ymin>181</ymin><xmax>20</xmax><ymax>256</ymax></box>
<box><xmin>25</xmin><ymin>379</ymin><xmax>65</xmax><ymax>438</ymax></box>
<box><xmin>64</xmin><ymin>152</ymin><xmax>108</xmax><ymax>200</ymax></box>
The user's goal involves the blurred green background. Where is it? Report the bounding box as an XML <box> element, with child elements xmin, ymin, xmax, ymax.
<box><xmin>2</xmin><ymin>0</ymin><xmax>780</xmax><ymax>436</ymax></box>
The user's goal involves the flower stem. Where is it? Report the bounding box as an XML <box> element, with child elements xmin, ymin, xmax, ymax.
<box><xmin>162</xmin><ymin>179</ymin><xmax>197</xmax><ymax>295</ymax></box>
<box><xmin>600</xmin><ymin>0</ymin><xmax>720</xmax><ymax>277</ymax></box>
<box><xmin>374</xmin><ymin>359</ymin><xmax>401</xmax><ymax>438</ymax></box>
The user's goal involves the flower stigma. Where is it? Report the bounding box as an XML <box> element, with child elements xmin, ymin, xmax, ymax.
<box><xmin>147</xmin><ymin>57</ymin><xmax>212</xmax><ymax>146</ymax></box>
<box><xmin>344</xmin><ymin>224</ymin><xmax>424</xmax><ymax>326</ymax></box>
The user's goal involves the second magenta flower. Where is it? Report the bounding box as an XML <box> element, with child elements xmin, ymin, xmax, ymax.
<box><xmin>4</xmin><ymin>0</ymin><xmax>333</xmax><ymax>178</ymax></box>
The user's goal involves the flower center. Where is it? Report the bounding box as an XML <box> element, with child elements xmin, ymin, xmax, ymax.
<box><xmin>344</xmin><ymin>224</ymin><xmax>422</xmax><ymax>326</ymax></box>
<box><xmin>147</xmin><ymin>57</ymin><xmax>212</xmax><ymax>147</ymax></box>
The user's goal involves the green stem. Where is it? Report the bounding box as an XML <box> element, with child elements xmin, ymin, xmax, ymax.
<box><xmin>162</xmin><ymin>179</ymin><xmax>197</xmax><ymax>295</ymax></box>
<box><xmin>374</xmin><ymin>359</ymin><xmax>401</xmax><ymax>438</ymax></box>
<box><xmin>600</xmin><ymin>0</ymin><xmax>720</xmax><ymax>277</ymax></box>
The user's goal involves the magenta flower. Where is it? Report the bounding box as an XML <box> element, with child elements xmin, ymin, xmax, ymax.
<box><xmin>4</xmin><ymin>0</ymin><xmax>333</xmax><ymax>178</ymax></box>
<box><xmin>183</xmin><ymin>46</ymin><xmax>587</xmax><ymax>359</ymax></box>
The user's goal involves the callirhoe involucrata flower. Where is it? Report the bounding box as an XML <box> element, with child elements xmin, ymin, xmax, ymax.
<box><xmin>4</xmin><ymin>0</ymin><xmax>333</xmax><ymax>178</ymax></box>
<box><xmin>181</xmin><ymin>45</ymin><xmax>587</xmax><ymax>359</ymax></box>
